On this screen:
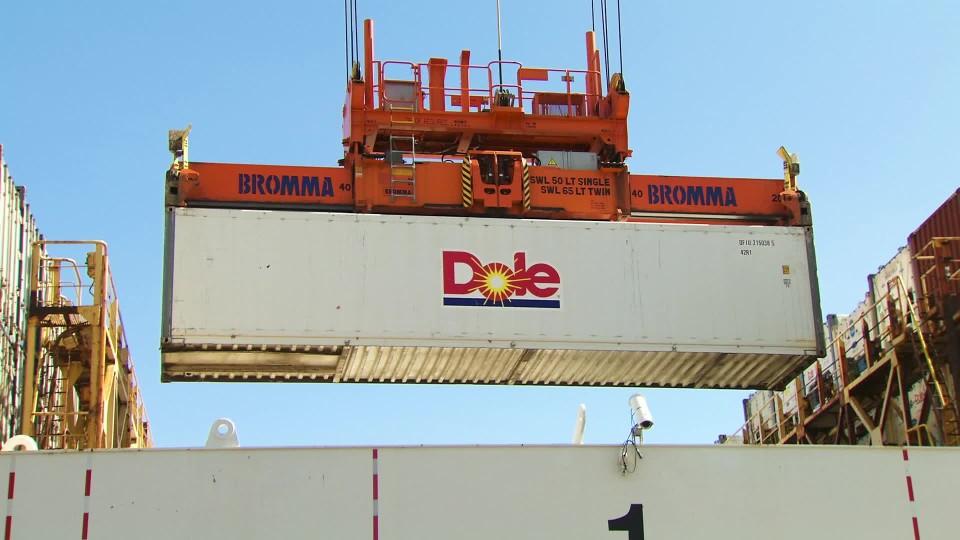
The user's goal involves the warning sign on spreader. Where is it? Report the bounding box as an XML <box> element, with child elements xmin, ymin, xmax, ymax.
<box><xmin>529</xmin><ymin>175</ymin><xmax>612</xmax><ymax>196</ymax></box>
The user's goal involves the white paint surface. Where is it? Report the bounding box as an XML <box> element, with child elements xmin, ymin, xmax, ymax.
<box><xmin>0</xmin><ymin>445</ymin><xmax>955</xmax><ymax>539</ymax></box>
<box><xmin>162</xmin><ymin>209</ymin><xmax>823</xmax><ymax>387</ymax></box>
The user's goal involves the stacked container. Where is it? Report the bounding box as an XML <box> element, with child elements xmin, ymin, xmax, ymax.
<box><xmin>869</xmin><ymin>247</ymin><xmax>917</xmax><ymax>353</ymax></box>
<box><xmin>909</xmin><ymin>189</ymin><xmax>960</xmax><ymax>316</ymax></box>
<box><xmin>0</xmin><ymin>146</ymin><xmax>43</xmax><ymax>441</ymax></box>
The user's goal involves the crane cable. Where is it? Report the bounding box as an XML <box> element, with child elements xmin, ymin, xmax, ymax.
<box><xmin>344</xmin><ymin>0</ymin><xmax>361</xmax><ymax>79</ymax></box>
<box><xmin>603</xmin><ymin>0</ymin><xmax>611</xmax><ymax>86</ymax></box>
<box><xmin>343</xmin><ymin>0</ymin><xmax>350</xmax><ymax>79</ymax></box>
<box><xmin>592</xmin><ymin>0</ymin><xmax>625</xmax><ymax>86</ymax></box>
<box><xmin>353</xmin><ymin>0</ymin><xmax>360</xmax><ymax>74</ymax></box>
<box><xmin>496</xmin><ymin>0</ymin><xmax>504</xmax><ymax>91</ymax></box>
<box><xmin>616</xmin><ymin>0</ymin><xmax>624</xmax><ymax>82</ymax></box>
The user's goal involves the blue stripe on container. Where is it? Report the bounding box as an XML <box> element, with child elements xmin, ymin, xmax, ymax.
<box><xmin>443</xmin><ymin>297</ymin><xmax>560</xmax><ymax>308</ymax></box>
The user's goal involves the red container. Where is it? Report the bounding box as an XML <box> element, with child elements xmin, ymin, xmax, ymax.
<box><xmin>909</xmin><ymin>188</ymin><xmax>960</xmax><ymax>307</ymax></box>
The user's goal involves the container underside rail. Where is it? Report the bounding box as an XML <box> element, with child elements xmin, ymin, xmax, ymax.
<box><xmin>162</xmin><ymin>345</ymin><xmax>814</xmax><ymax>389</ymax></box>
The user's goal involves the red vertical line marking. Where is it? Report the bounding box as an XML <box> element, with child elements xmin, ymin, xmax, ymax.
<box><xmin>901</xmin><ymin>449</ymin><xmax>921</xmax><ymax>540</ymax></box>
<box><xmin>5</xmin><ymin>458</ymin><xmax>15</xmax><ymax>540</ymax></box>
<box><xmin>372</xmin><ymin>448</ymin><xmax>379</xmax><ymax>540</ymax></box>
<box><xmin>81</xmin><ymin>455</ymin><xmax>93</xmax><ymax>539</ymax></box>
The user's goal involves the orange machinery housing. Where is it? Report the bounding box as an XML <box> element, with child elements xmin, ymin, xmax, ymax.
<box><xmin>166</xmin><ymin>19</ymin><xmax>809</xmax><ymax>227</ymax></box>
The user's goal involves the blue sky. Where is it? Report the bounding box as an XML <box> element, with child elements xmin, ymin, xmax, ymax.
<box><xmin>1</xmin><ymin>1</ymin><xmax>957</xmax><ymax>448</ymax></box>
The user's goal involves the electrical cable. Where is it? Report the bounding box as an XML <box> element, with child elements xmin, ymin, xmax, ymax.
<box><xmin>619</xmin><ymin>435</ymin><xmax>642</xmax><ymax>474</ymax></box>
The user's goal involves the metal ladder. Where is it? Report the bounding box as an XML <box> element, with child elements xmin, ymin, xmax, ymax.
<box><xmin>896</xmin><ymin>276</ymin><xmax>960</xmax><ymax>446</ymax></box>
<box><xmin>388</xmin><ymin>134</ymin><xmax>417</xmax><ymax>201</ymax></box>
<box><xmin>930</xmin><ymin>375</ymin><xmax>960</xmax><ymax>446</ymax></box>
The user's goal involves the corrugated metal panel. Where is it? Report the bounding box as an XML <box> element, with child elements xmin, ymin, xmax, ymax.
<box><xmin>0</xmin><ymin>146</ymin><xmax>43</xmax><ymax>440</ymax></box>
<box><xmin>162</xmin><ymin>208</ymin><xmax>823</xmax><ymax>389</ymax></box>
<box><xmin>163</xmin><ymin>345</ymin><xmax>807</xmax><ymax>390</ymax></box>
<box><xmin>909</xmin><ymin>189</ymin><xmax>960</xmax><ymax>301</ymax></box>
<box><xmin>343</xmin><ymin>346</ymin><xmax>524</xmax><ymax>384</ymax></box>
<box><xmin>909</xmin><ymin>188</ymin><xmax>960</xmax><ymax>256</ymax></box>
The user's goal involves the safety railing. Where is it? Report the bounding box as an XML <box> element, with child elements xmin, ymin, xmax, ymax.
<box><xmin>914</xmin><ymin>237</ymin><xmax>960</xmax><ymax>325</ymax></box>
<box><xmin>35</xmin><ymin>257</ymin><xmax>84</xmax><ymax>307</ymax></box>
<box><xmin>907</xmin><ymin>424</ymin><xmax>936</xmax><ymax>446</ymax></box>
<box><xmin>370</xmin><ymin>59</ymin><xmax>603</xmax><ymax>118</ymax></box>
<box><xmin>26</xmin><ymin>241</ymin><xmax>152</xmax><ymax>450</ymax></box>
<box><xmin>509</xmin><ymin>65</ymin><xmax>602</xmax><ymax>117</ymax></box>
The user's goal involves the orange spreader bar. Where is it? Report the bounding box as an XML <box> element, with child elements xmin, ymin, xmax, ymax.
<box><xmin>169</xmin><ymin>163</ymin><xmax>800</xmax><ymax>225</ymax></box>
<box><xmin>169</xmin><ymin>162</ymin><xmax>352</xmax><ymax>208</ymax></box>
<box><xmin>629</xmin><ymin>175</ymin><xmax>791</xmax><ymax>219</ymax></box>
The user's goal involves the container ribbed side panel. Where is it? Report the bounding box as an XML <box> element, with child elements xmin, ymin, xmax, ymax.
<box><xmin>909</xmin><ymin>188</ymin><xmax>960</xmax><ymax>299</ymax></box>
<box><xmin>0</xmin><ymin>146</ymin><xmax>43</xmax><ymax>440</ymax></box>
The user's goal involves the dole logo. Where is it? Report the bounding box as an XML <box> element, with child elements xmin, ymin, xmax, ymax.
<box><xmin>442</xmin><ymin>251</ymin><xmax>561</xmax><ymax>308</ymax></box>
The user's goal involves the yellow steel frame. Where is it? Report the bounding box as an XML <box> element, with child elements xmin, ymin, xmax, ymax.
<box><xmin>21</xmin><ymin>241</ymin><xmax>151</xmax><ymax>450</ymax></box>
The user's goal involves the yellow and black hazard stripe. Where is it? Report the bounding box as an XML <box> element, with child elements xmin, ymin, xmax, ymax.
<box><xmin>461</xmin><ymin>155</ymin><xmax>473</xmax><ymax>208</ymax></box>
<box><xmin>521</xmin><ymin>161</ymin><xmax>532</xmax><ymax>210</ymax></box>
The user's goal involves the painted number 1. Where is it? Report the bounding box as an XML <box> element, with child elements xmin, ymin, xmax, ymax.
<box><xmin>608</xmin><ymin>504</ymin><xmax>645</xmax><ymax>539</ymax></box>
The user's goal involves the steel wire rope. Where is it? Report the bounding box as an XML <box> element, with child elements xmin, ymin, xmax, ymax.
<box><xmin>599</xmin><ymin>0</ymin><xmax>611</xmax><ymax>85</ymax></box>
<box><xmin>344</xmin><ymin>0</ymin><xmax>350</xmax><ymax>78</ymax></box>
<box><xmin>616</xmin><ymin>0</ymin><xmax>624</xmax><ymax>80</ymax></box>
<box><xmin>352</xmin><ymin>0</ymin><xmax>360</xmax><ymax>74</ymax></box>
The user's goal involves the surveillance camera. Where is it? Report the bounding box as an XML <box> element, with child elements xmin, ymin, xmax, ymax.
<box><xmin>629</xmin><ymin>394</ymin><xmax>654</xmax><ymax>431</ymax></box>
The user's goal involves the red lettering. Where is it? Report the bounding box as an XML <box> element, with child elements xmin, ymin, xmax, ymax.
<box><xmin>442</xmin><ymin>251</ymin><xmax>482</xmax><ymax>294</ymax></box>
<box><xmin>512</xmin><ymin>252</ymin><xmax>529</xmax><ymax>295</ymax></box>
<box><xmin>443</xmin><ymin>250</ymin><xmax>559</xmax><ymax>299</ymax></box>
<box><xmin>525</xmin><ymin>263</ymin><xmax>560</xmax><ymax>297</ymax></box>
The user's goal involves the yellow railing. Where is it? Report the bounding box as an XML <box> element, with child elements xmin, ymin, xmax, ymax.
<box><xmin>24</xmin><ymin>241</ymin><xmax>151</xmax><ymax>450</ymax></box>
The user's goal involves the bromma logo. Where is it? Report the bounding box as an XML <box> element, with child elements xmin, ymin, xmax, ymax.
<box><xmin>442</xmin><ymin>251</ymin><xmax>561</xmax><ymax>308</ymax></box>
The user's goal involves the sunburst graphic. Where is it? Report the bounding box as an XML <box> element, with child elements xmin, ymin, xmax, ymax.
<box><xmin>468</xmin><ymin>262</ymin><xmax>530</xmax><ymax>304</ymax></box>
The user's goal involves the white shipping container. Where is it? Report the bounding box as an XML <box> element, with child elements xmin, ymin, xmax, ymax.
<box><xmin>872</xmin><ymin>247</ymin><xmax>918</xmax><ymax>351</ymax></box>
<box><xmin>744</xmin><ymin>390</ymin><xmax>780</xmax><ymax>442</ymax></box>
<box><xmin>0</xmin><ymin>444</ymin><xmax>954</xmax><ymax>539</ymax></box>
<box><xmin>823</xmin><ymin>314</ymin><xmax>849</xmax><ymax>363</ymax></box>
<box><xmin>162</xmin><ymin>208</ymin><xmax>824</xmax><ymax>388</ymax></box>
<box><xmin>820</xmin><ymin>314</ymin><xmax>850</xmax><ymax>383</ymax></box>
<box><xmin>840</xmin><ymin>296</ymin><xmax>876</xmax><ymax>379</ymax></box>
